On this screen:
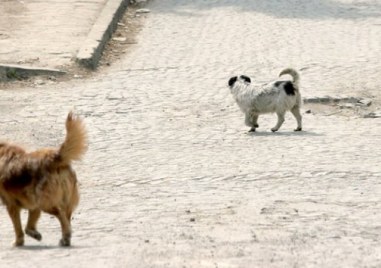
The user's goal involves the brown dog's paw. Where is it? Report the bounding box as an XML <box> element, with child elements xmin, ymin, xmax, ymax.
<box><xmin>26</xmin><ymin>229</ymin><xmax>42</xmax><ymax>241</ymax></box>
<box><xmin>59</xmin><ymin>238</ymin><xmax>71</xmax><ymax>247</ymax></box>
<box><xmin>13</xmin><ymin>238</ymin><xmax>24</xmax><ymax>247</ymax></box>
<box><xmin>294</xmin><ymin>127</ymin><xmax>302</xmax><ymax>131</ymax></box>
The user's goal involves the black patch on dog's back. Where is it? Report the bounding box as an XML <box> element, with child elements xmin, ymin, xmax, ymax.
<box><xmin>274</xmin><ymin>81</ymin><xmax>283</xmax><ymax>87</ymax></box>
<box><xmin>240</xmin><ymin>75</ymin><xmax>251</xmax><ymax>84</ymax></box>
<box><xmin>283</xmin><ymin>81</ymin><xmax>295</xmax><ymax>95</ymax></box>
<box><xmin>228</xmin><ymin>76</ymin><xmax>238</xmax><ymax>87</ymax></box>
<box><xmin>275</xmin><ymin>81</ymin><xmax>295</xmax><ymax>95</ymax></box>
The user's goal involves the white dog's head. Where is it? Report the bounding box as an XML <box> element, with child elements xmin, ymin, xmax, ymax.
<box><xmin>228</xmin><ymin>75</ymin><xmax>251</xmax><ymax>87</ymax></box>
<box><xmin>228</xmin><ymin>75</ymin><xmax>251</xmax><ymax>95</ymax></box>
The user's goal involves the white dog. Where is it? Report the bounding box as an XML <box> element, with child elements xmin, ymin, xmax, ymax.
<box><xmin>228</xmin><ymin>68</ymin><xmax>302</xmax><ymax>132</ymax></box>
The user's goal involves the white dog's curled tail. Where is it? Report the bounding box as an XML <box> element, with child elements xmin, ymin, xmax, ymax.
<box><xmin>279</xmin><ymin>68</ymin><xmax>300</xmax><ymax>86</ymax></box>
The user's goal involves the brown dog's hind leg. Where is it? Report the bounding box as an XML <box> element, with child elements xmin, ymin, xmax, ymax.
<box><xmin>48</xmin><ymin>207</ymin><xmax>72</xmax><ymax>247</ymax></box>
<box><xmin>6</xmin><ymin>205</ymin><xmax>24</xmax><ymax>246</ymax></box>
<box><xmin>25</xmin><ymin>209</ymin><xmax>42</xmax><ymax>241</ymax></box>
<box><xmin>58</xmin><ymin>213</ymin><xmax>72</xmax><ymax>247</ymax></box>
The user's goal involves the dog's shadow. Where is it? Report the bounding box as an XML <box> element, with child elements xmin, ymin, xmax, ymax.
<box><xmin>18</xmin><ymin>244</ymin><xmax>87</xmax><ymax>251</ymax></box>
<box><xmin>247</xmin><ymin>130</ymin><xmax>323</xmax><ymax>137</ymax></box>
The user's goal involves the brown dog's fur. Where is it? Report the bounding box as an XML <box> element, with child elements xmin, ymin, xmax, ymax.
<box><xmin>0</xmin><ymin>112</ymin><xmax>87</xmax><ymax>247</ymax></box>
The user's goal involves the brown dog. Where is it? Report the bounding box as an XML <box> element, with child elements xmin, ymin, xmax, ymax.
<box><xmin>0</xmin><ymin>112</ymin><xmax>87</xmax><ymax>247</ymax></box>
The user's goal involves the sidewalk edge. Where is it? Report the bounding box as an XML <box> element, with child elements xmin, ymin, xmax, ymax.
<box><xmin>76</xmin><ymin>0</ymin><xmax>129</xmax><ymax>69</ymax></box>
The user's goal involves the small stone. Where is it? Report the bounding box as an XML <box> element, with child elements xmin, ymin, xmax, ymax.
<box><xmin>304</xmin><ymin>96</ymin><xmax>330</xmax><ymax>104</ymax></box>
<box><xmin>357</xmin><ymin>99</ymin><xmax>372</xmax><ymax>107</ymax></box>
<box><xmin>113</xmin><ymin>37</ymin><xmax>127</xmax><ymax>42</ymax></box>
<box><xmin>315</xmin><ymin>96</ymin><xmax>331</xmax><ymax>103</ymax></box>
<box><xmin>363</xmin><ymin>111</ymin><xmax>381</xmax><ymax>118</ymax></box>
<box><xmin>339</xmin><ymin>103</ymin><xmax>355</xmax><ymax>109</ymax></box>
<box><xmin>190</xmin><ymin>217</ymin><xmax>196</xmax><ymax>222</ymax></box>
<box><xmin>305</xmin><ymin>110</ymin><xmax>312</xmax><ymax>114</ymax></box>
<box><xmin>136</xmin><ymin>8</ymin><xmax>150</xmax><ymax>14</ymax></box>
<box><xmin>303</xmin><ymin>97</ymin><xmax>316</xmax><ymax>104</ymax></box>
<box><xmin>34</xmin><ymin>79</ymin><xmax>45</xmax><ymax>85</ymax></box>
<box><xmin>330</xmin><ymin>97</ymin><xmax>342</xmax><ymax>103</ymax></box>
<box><xmin>341</xmin><ymin>97</ymin><xmax>359</xmax><ymax>103</ymax></box>
<box><xmin>260</xmin><ymin>208</ymin><xmax>267</xmax><ymax>214</ymax></box>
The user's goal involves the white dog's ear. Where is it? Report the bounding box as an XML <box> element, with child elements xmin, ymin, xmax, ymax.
<box><xmin>240</xmin><ymin>75</ymin><xmax>251</xmax><ymax>84</ymax></box>
<box><xmin>228</xmin><ymin>76</ymin><xmax>238</xmax><ymax>87</ymax></box>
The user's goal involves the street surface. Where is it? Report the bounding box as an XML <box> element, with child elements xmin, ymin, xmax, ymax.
<box><xmin>0</xmin><ymin>0</ymin><xmax>381</xmax><ymax>267</ymax></box>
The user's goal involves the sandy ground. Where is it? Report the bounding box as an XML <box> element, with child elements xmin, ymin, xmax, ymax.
<box><xmin>0</xmin><ymin>0</ymin><xmax>381</xmax><ymax>267</ymax></box>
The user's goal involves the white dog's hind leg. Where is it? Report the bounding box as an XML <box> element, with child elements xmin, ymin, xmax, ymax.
<box><xmin>291</xmin><ymin>106</ymin><xmax>302</xmax><ymax>131</ymax></box>
<box><xmin>271</xmin><ymin>112</ymin><xmax>285</xmax><ymax>132</ymax></box>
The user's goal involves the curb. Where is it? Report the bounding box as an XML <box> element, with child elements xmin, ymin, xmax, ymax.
<box><xmin>76</xmin><ymin>0</ymin><xmax>129</xmax><ymax>69</ymax></box>
<box><xmin>0</xmin><ymin>64</ymin><xmax>66</xmax><ymax>81</ymax></box>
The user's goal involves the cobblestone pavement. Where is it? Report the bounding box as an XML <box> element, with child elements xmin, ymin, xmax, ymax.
<box><xmin>1</xmin><ymin>0</ymin><xmax>381</xmax><ymax>267</ymax></box>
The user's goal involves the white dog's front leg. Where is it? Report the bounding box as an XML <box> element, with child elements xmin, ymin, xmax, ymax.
<box><xmin>251</xmin><ymin>114</ymin><xmax>259</xmax><ymax>128</ymax></box>
<box><xmin>271</xmin><ymin>112</ymin><xmax>285</xmax><ymax>132</ymax></box>
<box><xmin>244</xmin><ymin>113</ymin><xmax>252</xmax><ymax>127</ymax></box>
<box><xmin>245</xmin><ymin>113</ymin><xmax>258</xmax><ymax>132</ymax></box>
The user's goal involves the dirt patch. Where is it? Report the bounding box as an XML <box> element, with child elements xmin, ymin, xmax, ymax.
<box><xmin>304</xmin><ymin>99</ymin><xmax>381</xmax><ymax>118</ymax></box>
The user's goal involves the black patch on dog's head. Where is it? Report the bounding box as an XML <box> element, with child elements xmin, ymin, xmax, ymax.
<box><xmin>275</xmin><ymin>81</ymin><xmax>295</xmax><ymax>95</ymax></box>
<box><xmin>228</xmin><ymin>76</ymin><xmax>238</xmax><ymax>87</ymax></box>
<box><xmin>240</xmin><ymin>75</ymin><xmax>251</xmax><ymax>84</ymax></box>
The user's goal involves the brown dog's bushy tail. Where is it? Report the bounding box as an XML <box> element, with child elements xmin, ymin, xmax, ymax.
<box><xmin>279</xmin><ymin>68</ymin><xmax>300</xmax><ymax>86</ymax></box>
<box><xmin>58</xmin><ymin>112</ymin><xmax>87</xmax><ymax>164</ymax></box>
